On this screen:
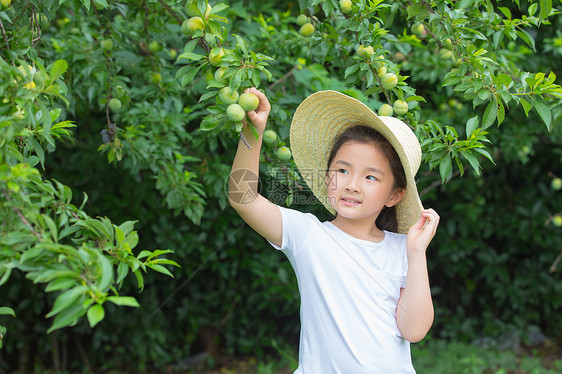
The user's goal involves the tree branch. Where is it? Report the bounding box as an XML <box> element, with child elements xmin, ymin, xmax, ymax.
<box><xmin>1</xmin><ymin>189</ymin><xmax>42</xmax><ymax>240</ymax></box>
<box><xmin>157</xmin><ymin>0</ymin><xmax>183</xmax><ymax>25</ymax></box>
<box><xmin>549</xmin><ymin>250</ymin><xmax>561</xmax><ymax>273</ymax></box>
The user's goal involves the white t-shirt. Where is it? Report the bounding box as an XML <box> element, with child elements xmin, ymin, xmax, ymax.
<box><xmin>270</xmin><ymin>206</ymin><xmax>415</xmax><ymax>374</ymax></box>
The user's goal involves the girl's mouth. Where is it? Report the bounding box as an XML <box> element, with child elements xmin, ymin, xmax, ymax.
<box><xmin>342</xmin><ymin>197</ymin><xmax>360</xmax><ymax>205</ymax></box>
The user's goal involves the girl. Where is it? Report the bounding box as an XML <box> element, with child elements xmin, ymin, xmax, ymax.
<box><xmin>229</xmin><ymin>88</ymin><xmax>439</xmax><ymax>373</ymax></box>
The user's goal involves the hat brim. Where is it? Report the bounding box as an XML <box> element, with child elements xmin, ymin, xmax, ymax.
<box><xmin>289</xmin><ymin>90</ymin><xmax>423</xmax><ymax>234</ymax></box>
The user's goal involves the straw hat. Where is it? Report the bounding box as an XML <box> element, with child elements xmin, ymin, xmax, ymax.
<box><xmin>289</xmin><ymin>90</ymin><xmax>423</xmax><ymax>234</ymax></box>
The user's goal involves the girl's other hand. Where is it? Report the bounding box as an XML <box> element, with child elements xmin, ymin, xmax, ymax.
<box><xmin>243</xmin><ymin>87</ymin><xmax>270</xmax><ymax>133</ymax></box>
<box><xmin>407</xmin><ymin>208</ymin><xmax>440</xmax><ymax>253</ymax></box>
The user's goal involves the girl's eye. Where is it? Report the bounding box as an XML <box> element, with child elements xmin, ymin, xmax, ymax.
<box><xmin>366</xmin><ymin>175</ymin><xmax>377</xmax><ymax>181</ymax></box>
<box><xmin>338</xmin><ymin>168</ymin><xmax>348</xmax><ymax>174</ymax></box>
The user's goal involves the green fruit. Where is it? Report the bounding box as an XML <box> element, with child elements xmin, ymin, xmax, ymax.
<box><xmin>411</xmin><ymin>23</ymin><xmax>425</xmax><ymax>37</ymax></box>
<box><xmin>296</xmin><ymin>14</ymin><xmax>308</xmax><ymax>26</ymax></box>
<box><xmin>378</xmin><ymin>104</ymin><xmax>393</xmax><ymax>117</ymax></box>
<box><xmin>444</xmin><ymin>38</ymin><xmax>453</xmax><ymax>47</ymax></box>
<box><xmin>380</xmin><ymin>73</ymin><xmax>398</xmax><ymax>90</ymax></box>
<box><xmin>182</xmin><ymin>17</ymin><xmax>205</xmax><ymax>35</ymax></box>
<box><xmin>553</xmin><ymin>216</ymin><xmax>562</xmax><ymax>227</ymax></box>
<box><xmin>109</xmin><ymin>98</ymin><xmax>122</xmax><ymax>112</ymax></box>
<box><xmin>185</xmin><ymin>1</ymin><xmax>212</xmax><ymax>18</ymax></box>
<box><xmin>208</xmin><ymin>47</ymin><xmax>225</xmax><ymax>66</ymax></box>
<box><xmin>150</xmin><ymin>72</ymin><xmax>162</xmax><ymax>84</ymax></box>
<box><xmin>238</xmin><ymin>92</ymin><xmax>259</xmax><ymax>112</ymax></box>
<box><xmin>300</xmin><ymin>23</ymin><xmax>315</xmax><ymax>37</ymax></box>
<box><xmin>357</xmin><ymin>44</ymin><xmax>375</xmax><ymax>58</ymax></box>
<box><xmin>148</xmin><ymin>40</ymin><xmax>161</xmax><ymax>53</ymax></box>
<box><xmin>226</xmin><ymin>103</ymin><xmax>245</xmax><ymax>122</ymax></box>
<box><xmin>1</xmin><ymin>0</ymin><xmax>11</xmax><ymax>8</ymax></box>
<box><xmin>373</xmin><ymin>54</ymin><xmax>385</xmax><ymax>69</ymax></box>
<box><xmin>339</xmin><ymin>0</ymin><xmax>352</xmax><ymax>14</ymax></box>
<box><xmin>100</xmin><ymin>39</ymin><xmax>113</xmax><ymax>51</ymax></box>
<box><xmin>218</xmin><ymin>87</ymin><xmax>239</xmax><ymax>105</ymax></box>
<box><xmin>552</xmin><ymin>178</ymin><xmax>562</xmax><ymax>191</ymax></box>
<box><xmin>214</xmin><ymin>67</ymin><xmax>228</xmax><ymax>84</ymax></box>
<box><xmin>439</xmin><ymin>48</ymin><xmax>454</xmax><ymax>60</ymax></box>
<box><xmin>393</xmin><ymin>100</ymin><xmax>409</xmax><ymax>116</ymax></box>
<box><xmin>168</xmin><ymin>49</ymin><xmax>178</xmax><ymax>60</ymax></box>
<box><xmin>113</xmin><ymin>85</ymin><xmax>125</xmax><ymax>98</ymax></box>
<box><xmin>276</xmin><ymin>146</ymin><xmax>292</xmax><ymax>161</ymax></box>
<box><xmin>204</xmin><ymin>69</ymin><xmax>214</xmax><ymax>84</ymax></box>
<box><xmin>39</xmin><ymin>14</ymin><xmax>50</xmax><ymax>28</ymax></box>
<box><xmin>185</xmin><ymin>0</ymin><xmax>199</xmax><ymax>16</ymax></box>
<box><xmin>263</xmin><ymin>130</ymin><xmax>277</xmax><ymax>145</ymax></box>
<box><xmin>376</xmin><ymin>66</ymin><xmax>387</xmax><ymax>78</ymax></box>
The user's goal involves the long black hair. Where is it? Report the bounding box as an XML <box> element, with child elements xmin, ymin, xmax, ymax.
<box><xmin>326</xmin><ymin>125</ymin><xmax>407</xmax><ymax>233</ymax></box>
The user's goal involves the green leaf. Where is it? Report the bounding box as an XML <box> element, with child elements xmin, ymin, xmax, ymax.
<box><xmin>0</xmin><ymin>307</ymin><xmax>15</xmax><ymax>317</ymax></box>
<box><xmin>516</xmin><ymin>29</ymin><xmax>535</xmax><ymax>51</ymax></box>
<box><xmin>181</xmin><ymin>66</ymin><xmax>202</xmax><ymax>87</ymax></box>
<box><xmin>497</xmin><ymin>99</ymin><xmax>505</xmax><ymax>126</ymax></box>
<box><xmin>199</xmin><ymin>113</ymin><xmax>223</xmax><ymax>131</ymax></box>
<box><xmin>539</xmin><ymin>0</ymin><xmax>552</xmax><ymax>20</ymax></box>
<box><xmin>47</xmin><ymin>302</ymin><xmax>86</xmax><ymax>333</ymax></box>
<box><xmin>407</xmin><ymin>3</ymin><xmax>426</xmax><ymax>19</ymax></box>
<box><xmin>45</xmin><ymin>277</ymin><xmax>77</xmax><ymax>293</ymax></box>
<box><xmin>534</xmin><ymin>101</ymin><xmax>552</xmax><ymax>130</ymax></box>
<box><xmin>519</xmin><ymin>98</ymin><xmax>531</xmax><ymax>116</ymax></box>
<box><xmin>439</xmin><ymin>154</ymin><xmax>453</xmax><ymax>183</ymax></box>
<box><xmin>96</xmin><ymin>251</ymin><xmax>113</xmax><ymax>291</ymax></box>
<box><xmin>462</xmin><ymin>151</ymin><xmax>481</xmax><ymax>175</ymax></box>
<box><xmin>87</xmin><ymin>304</ymin><xmax>105</xmax><ymax>327</ymax></box>
<box><xmin>405</xmin><ymin>95</ymin><xmax>426</xmax><ymax>103</ymax></box>
<box><xmin>106</xmin><ymin>296</ymin><xmax>140</xmax><ymax>307</ymax></box>
<box><xmin>177</xmin><ymin>52</ymin><xmax>205</xmax><ymax>62</ymax></box>
<box><xmin>466</xmin><ymin>116</ymin><xmax>479</xmax><ymax>137</ymax></box>
<box><xmin>146</xmin><ymin>263</ymin><xmax>175</xmax><ymax>277</ymax></box>
<box><xmin>46</xmin><ymin>286</ymin><xmax>87</xmax><ymax>318</ymax></box>
<box><xmin>482</xmin><ymin>100</ymin><xmax>497</xmax><ymax>129</ymax></box>
<box><xmin>49</xmin><ymin>59</ymin><xmax>69</xmax><ymax>81</ymax></box>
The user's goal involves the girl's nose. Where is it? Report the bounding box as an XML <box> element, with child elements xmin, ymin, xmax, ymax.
<box><xmin>345</xmin><ymin>177</ymin><xmax>360</xmax><ymax>192</ymax></box>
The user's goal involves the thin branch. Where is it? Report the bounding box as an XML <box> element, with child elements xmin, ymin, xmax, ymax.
<box><xmin>105</xmin><ymin>54</ymin><xmax>112</xmax><ymax>127</ymax></box>
<box><xmin>269</xmin><ymin>68</ymin><xmax>295</xmax><ymax>90</ymax></box>
<box><xmin>239</xmin><ymin>132</ymin><xmax>252</xmax><ymax>150</ymax></box>
<box><xmin>0</xmin><ymin>18</ymin><xmax>9</xmax><ymax>51</ymax></box>
<box><xmin>549</xmin><ymin>250</ymin><xmax>562</xmax><ymax>273</ymax></box>
<box><xmin>157</xmin><ymin>0</ymin><xmax>183</xmax><ymax>25</ymax></box>
<box><xmin>2</xmin><ymin>189</ymin><xmax>42</xmax><ymax>240</ymax></box>
<box><xmin>419</xmin><ymin>170</ymin><xmax>461</xmax><ymax>197</ymax></box>
<box><xmin>31</xmin><ymin>6</ymin><xmax>41</xmax><ymax>47</ymax></box>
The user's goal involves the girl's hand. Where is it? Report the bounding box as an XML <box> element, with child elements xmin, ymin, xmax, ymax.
<box><xmin>243</xmin><ymin>87</ymin><xmax>270</xmax><ymax>134</ymax></box>
<box><xmin>407</xmin><ymin>208</ymin><xmax>440</xmax><ymax>253</ymax></box>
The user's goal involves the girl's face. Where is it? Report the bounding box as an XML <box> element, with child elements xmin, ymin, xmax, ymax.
<box><xmin>326</xmin><ymin>141</ymin><xmax>404</xmax><ymax>223</ymax></box>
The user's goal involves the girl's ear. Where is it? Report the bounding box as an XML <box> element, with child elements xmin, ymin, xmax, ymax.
<box><xmin>385</xmin><ymin>188</ymin><xmax>405</xmax><ymax>208</ymax></box>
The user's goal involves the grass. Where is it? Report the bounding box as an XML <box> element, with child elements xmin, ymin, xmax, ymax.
<box><xmin>18</xmin><ymin>337</ymin><xmax>562</xmax><ymax>374</ymax></box>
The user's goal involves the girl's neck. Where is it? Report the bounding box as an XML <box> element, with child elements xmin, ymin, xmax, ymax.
<box><xmin>331</xmin><ymin>215</ymin><xmax>385</xmax><ymax>243</ymax></box>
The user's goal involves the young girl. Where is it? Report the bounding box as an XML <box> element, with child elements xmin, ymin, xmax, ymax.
<box><xmin>229</xmin><ymin>88</ymin><xmax>439</xmax><ymax>373</ymax></box>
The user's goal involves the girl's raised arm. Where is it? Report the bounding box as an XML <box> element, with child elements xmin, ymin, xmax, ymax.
<box><xmin>228</xmin><ymin>88</ymin><xmax>283</xmax><ymax>247</ymax></box>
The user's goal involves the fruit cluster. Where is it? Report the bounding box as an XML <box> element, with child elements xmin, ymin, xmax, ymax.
<box><xmin>295</xmin><ymin>13</ymin><xmax>314</xmax><ymax>37</ymax></box>
<box><xmin>354</xmin><ymin>43</ymin><xmax>410</xmax><ymax>118</ymax></box>
<box><xmin>220</xmin><ymin>89</ymin><xmax>259</xmax><ymax>123</ymax></box>
<box><xmin>262</xmin><ymin>130</ymin><xmax>292</xmax><ymax>161</ymax></box>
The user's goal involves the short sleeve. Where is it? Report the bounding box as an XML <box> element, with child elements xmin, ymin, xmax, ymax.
<box><xmin>268</xmin><ymin>206</ymin><xmax>319</xmax><ymax>256</ymax></box>
<box><xmin>400</xmin><ymin>235</ymin><xmax>409</xmax><ymax>285</ymax></box>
